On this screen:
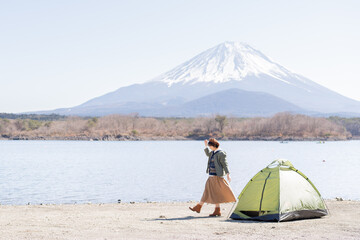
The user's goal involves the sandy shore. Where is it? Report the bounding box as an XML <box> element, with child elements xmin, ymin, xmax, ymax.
<box><xmin>0</xmin><ymin>200</ymin><xmax>359</xmax><ymax>240</ymax></box>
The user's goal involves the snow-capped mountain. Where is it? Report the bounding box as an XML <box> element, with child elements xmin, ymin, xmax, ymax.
<box><xmin>151</xmin><ymin>41</ymin><xmax>300</xmax><ymax>86</ymax></box>
<box><xmin>27</xmin><ymin>42</ymin><xmax>360</xmax><ymax>117</ymax></box>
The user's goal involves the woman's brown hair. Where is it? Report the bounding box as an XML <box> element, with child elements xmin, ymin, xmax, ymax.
<box><xmin>208</xmin><ymin>138</ymin><xmax>220</xmax><ymax>148</ymax></box>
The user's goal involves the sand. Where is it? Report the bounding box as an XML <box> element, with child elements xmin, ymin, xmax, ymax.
<box><xmin>0</xmin><ymin>200</ymin><xmax>359</xmax><ymax>240</ymax></box>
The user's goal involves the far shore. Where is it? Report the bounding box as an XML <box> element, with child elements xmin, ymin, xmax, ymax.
<box><xmin>1</xmin><ymin>136</ymin><xmax>360</xmax><ymax>141</ymax></box>
<box><xmin>1</xmin><ymin>113</ymin><xmax>359</xmax><ymax>142</ymax></box>
<box><xmin>0</xmin><ymin>200</ymin><xmax>359</xmax><ymax>240</ymax></box>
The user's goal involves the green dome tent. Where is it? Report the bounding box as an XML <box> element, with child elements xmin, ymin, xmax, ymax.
<box><xmin>229</xmin><ymin>159</ymin><xmax>328</xmax><ymax>222</ymax></box>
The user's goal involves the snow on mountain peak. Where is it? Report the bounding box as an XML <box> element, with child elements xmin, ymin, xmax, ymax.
<box><xmin>151</xmin><ymin>41</ymin><xmax>293</xmax><ymax>86</ymax></box>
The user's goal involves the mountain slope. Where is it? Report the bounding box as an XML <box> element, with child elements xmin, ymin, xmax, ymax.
<box><xmin>138</xmin><ymin>88</ymin><xmax>306</xmax><ymax>117</ymax></box>
<box><xmin>26</xmin><ymin>41</ymin><xmax>360</xmax><ymax>117</ymax></box>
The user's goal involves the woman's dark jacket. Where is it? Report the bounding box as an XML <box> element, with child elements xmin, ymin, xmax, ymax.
<box><xmin>204</xmin><ymin>147</ymin><xmax>230</xmax><ymax>177</ymax></box>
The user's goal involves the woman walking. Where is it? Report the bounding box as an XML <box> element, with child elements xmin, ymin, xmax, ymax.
<box><xmin>189</xmin><ymin>138</ymin><xmax>236</xmax><ymax>216</ymax></box>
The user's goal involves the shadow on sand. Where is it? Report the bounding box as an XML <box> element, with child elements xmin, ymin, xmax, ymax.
<box><xmin>221</xmin><ymin>218</ymin><xmax>275</xmax><ymax>224</ymax></box>
<box><xmin>147</xmin><ymin>216</ymin><xmax>274</xmax><ymax>223</ymax></box>
<box><xmin>148</xmin><ymin>215</ymin><xmax>214</xmax><ymax>221</ymax></box>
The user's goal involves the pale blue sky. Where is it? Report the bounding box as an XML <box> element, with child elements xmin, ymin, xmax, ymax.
<box><xmin>1</xmin><ymin>0</ymin><xmax>359</xmax><ymax>113</ymax></box>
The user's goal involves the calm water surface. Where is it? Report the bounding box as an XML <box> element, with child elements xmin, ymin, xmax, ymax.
<box><xmin>0</xmin><ymin>140</ymin><xmax>359</xmax><ymax>205</ymax></box>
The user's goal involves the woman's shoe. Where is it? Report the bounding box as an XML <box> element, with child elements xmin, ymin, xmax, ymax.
<box><xmin>209</xmin><ymin>207</ymin><xmax>221</xmax><ymax>217</ymax></box>
<box><xmin>189</xmin><ymin>204</ymin><xmax>202</xmax><ymax>213</ymax></box>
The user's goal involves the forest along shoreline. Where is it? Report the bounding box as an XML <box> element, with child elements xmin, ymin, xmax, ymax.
<box><xmin>0</xmin><ymin>112</ymin><xmax>359</xmax><ymax>141</ymax></box>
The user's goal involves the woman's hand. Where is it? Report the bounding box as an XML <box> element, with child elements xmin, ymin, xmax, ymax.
<box><xmin>204</xmin><ymin>139</ymin><xmax>208</xmax><ymax>147</ymax></box>
<box><xmin>227</xmin><ymin>173</ymin><xmax>231</xmax><ymax>182</ymax></box>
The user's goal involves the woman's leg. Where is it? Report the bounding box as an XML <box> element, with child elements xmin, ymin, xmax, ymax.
<box><xmin>209</xmin><ymin>203</ymin><xmax>221</xmax><ymax>216</ymax></box>
<box><xmin>189</xmin><ymin>201</ymin><xmax>204</xmax><ymax>213</ymax></box>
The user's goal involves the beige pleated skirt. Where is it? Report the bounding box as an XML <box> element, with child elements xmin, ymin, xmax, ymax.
<box><xmin>200</xmin><ymin>176</ymin><xmax>237</xmax><ymax>204</ymax></box>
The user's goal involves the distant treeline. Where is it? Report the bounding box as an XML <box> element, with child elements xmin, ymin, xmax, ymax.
<box><xmin>0</xmin><ymin>113</ymin><xmax>67</xmax><ymax>121</ymax></box>
<box><xmin>0</xmin><ymin>112</ymin><xmax>359</xmax><ymax>140</ymax></box>
<box><xmin>329</xmin><ymin>116</ymin><xmax>360</xmax><ymax>136</ymax></box>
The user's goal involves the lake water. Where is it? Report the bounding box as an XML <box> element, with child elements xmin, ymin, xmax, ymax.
<box><xmin>0</xmin><ymin>140</ymin><xmax>359</xmax><ymax>205</ymax></box>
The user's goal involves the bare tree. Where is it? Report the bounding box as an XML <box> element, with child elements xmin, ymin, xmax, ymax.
<box><xmin>215</xmin><ymin>115</ymin><xmax>227</xmax><ymax>133</ymax></box>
